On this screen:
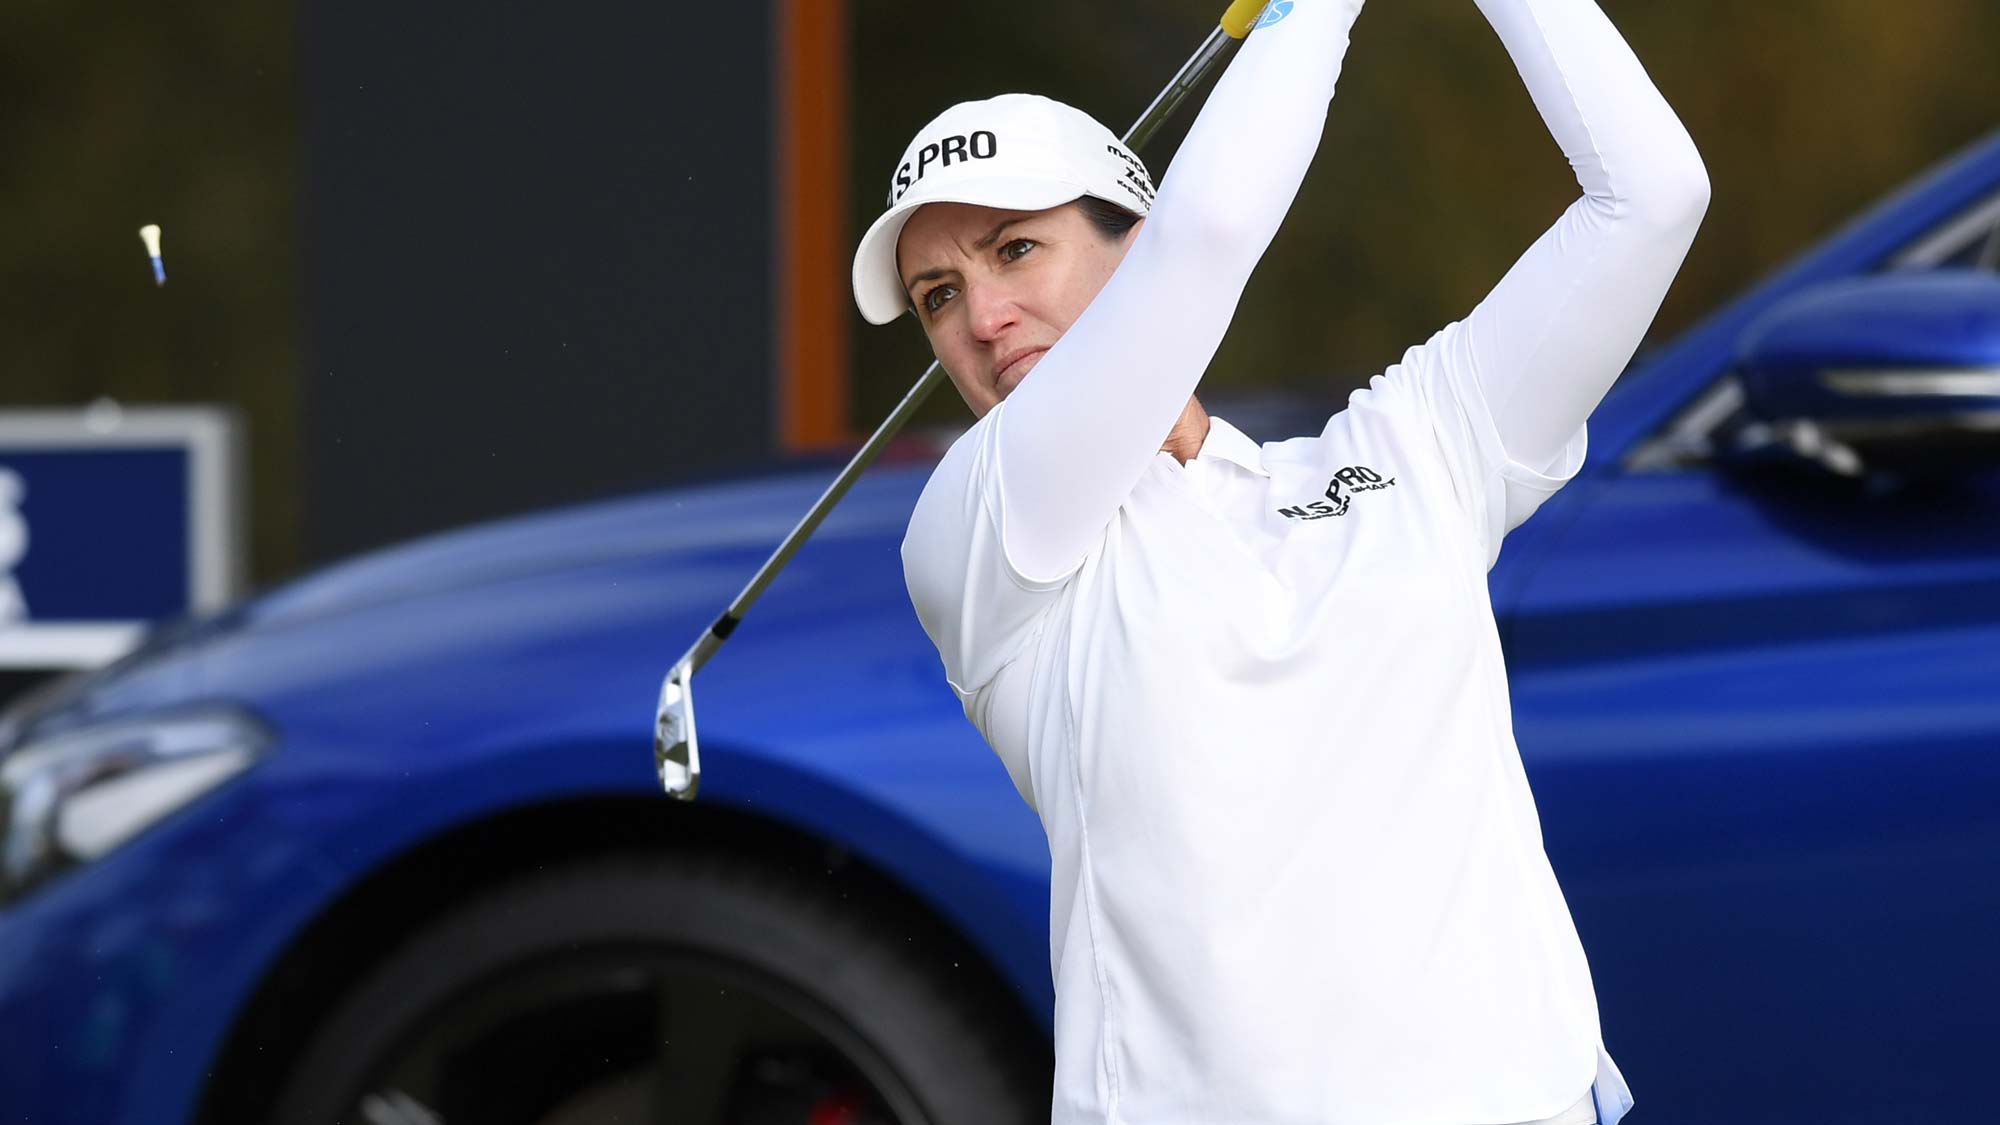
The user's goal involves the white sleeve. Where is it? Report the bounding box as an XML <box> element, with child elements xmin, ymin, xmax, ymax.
<box><xmin>990</xmin><ymin>0</ymin><xmax>1372</xmax><ymax>584</ymax></box>
<box><xmin>1382</xmin><ymin>0</ymin><xmax>1709</xmax><ymax>565</ymax></box>
<box><xmin>901</xmin><ymin>418</ymin><xmax>1050</xmax><ymax>810</ymax></box>
<box><xmin>902</xmin><ymin>410</ymin><xmax>1065</xmax><ymax>699</ymax></box>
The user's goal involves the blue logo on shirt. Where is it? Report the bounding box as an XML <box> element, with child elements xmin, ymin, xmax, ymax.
<box><xmin>1255</xmin><ymin>1</ymin><xmax>1294</xmax><ymax>29</ymax></box>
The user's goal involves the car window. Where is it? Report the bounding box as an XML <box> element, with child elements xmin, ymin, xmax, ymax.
<box><xmin>1623</xmin><ymin>181</ymin><xmax>2000</xmax><ymax>469</ymax></box>
<box><xmin>1932</xmin><ymin>237</ymin><xmax>1987</xmax><ymax>269</ymax></box>
<box><xmin>1886</xmin><ymin>185</ymin><xmax>2000</xmax><ymax>270</ymax></box>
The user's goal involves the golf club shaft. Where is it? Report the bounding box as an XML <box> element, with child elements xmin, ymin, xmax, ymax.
<box><xmin>673</xmin><ymin>0</ymin><xmax>1269</xmax><ymax>679</ymax></box>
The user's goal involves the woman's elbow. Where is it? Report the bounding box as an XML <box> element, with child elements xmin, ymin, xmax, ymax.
<box><xmin>1130</xmin><ymin>201</ymin><xmax>1275</xmax><ymax>287</ymax></box>
<box><xmin>1146</xmin><ymin>182</ymin><xmax>1276</xmax><ymax>249</ymax></box>
<box><xmin>1662</xmin><ymin>142</ymin><xmax>1712</xmax><ymax>227</ymax></box>
<box><xmin>1626</xmin><ymin>138</ymin><xmax>1711</xmax><ymax>235</ymax></box>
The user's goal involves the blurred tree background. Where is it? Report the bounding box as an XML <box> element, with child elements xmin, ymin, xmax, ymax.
<box><xmin>1</xmin><ymin>0</ymin><xmax>1994</xmax><ymax>586</ymax></box>
<box><xmin>1</xmin><ymin>0</ymin><xmax>296</xmax><ymax>576</ymax></box>
<box><xmin>851</xmin><ymin>0</ymin><xmax>2000</xmax><ymax>425</ymax></box>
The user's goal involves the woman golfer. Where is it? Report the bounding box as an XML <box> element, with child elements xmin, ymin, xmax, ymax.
<box><xmin>851</xmin><ymin>0</ymin><xmax>1706</xmax><ymax>1120</ymax></box>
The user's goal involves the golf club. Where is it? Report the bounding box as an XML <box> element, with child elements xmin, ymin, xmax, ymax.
<box><xmin>654</xmin><ymin>0</ymin><xmax>1275</xmax><ymax>800</ymax></box>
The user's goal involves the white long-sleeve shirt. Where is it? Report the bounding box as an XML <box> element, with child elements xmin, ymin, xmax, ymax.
<box><xmin>900</xmin><ymin>1</ymin><xmax>1709</xmax><ymax>1121</ymax></box>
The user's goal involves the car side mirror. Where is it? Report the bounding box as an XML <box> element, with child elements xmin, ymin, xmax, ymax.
<box><xmin>1728</xmin><ymin>269</ymin><xmax>2000</xmax><ymax>476</ymax></box>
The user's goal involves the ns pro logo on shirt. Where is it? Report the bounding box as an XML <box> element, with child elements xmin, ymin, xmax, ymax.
<box><xmin>890</xmin><ymin>130</ymin><xmax>999</xmax><ymax>205</ymax></box>
<box><xmin>1278</xmin><ymin>464</ymin><xmax>1396</xmax><ymax>521</ymax></box>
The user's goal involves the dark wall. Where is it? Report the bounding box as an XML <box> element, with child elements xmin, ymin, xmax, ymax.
<box><xmin>300</xmin><ymin>1</ymin><xmax>775</xmax><ymax>563</ymax></box>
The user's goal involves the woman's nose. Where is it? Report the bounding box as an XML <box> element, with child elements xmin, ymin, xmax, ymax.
<box><xmin>965</xmin><ymin>282</ymin><xmax>1020</xmax><ymax>340</ymax></box>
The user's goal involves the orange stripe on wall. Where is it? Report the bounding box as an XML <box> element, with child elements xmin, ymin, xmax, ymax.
<box><xmin>774</xmin><ymin>0</ymin><xmax>851</xmax><ymax>451</ymax></box>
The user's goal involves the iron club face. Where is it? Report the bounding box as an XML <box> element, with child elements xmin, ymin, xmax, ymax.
<box><xmin>654</xmin><ymin>658</ymin><xmax>699</xmax><ymax>800</ymax></box>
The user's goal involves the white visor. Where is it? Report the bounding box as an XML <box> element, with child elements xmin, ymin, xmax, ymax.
<box><xmin>851</xmin><ymin>93</ymin><xmax>1155</xmax><ymax>325</ymax></box>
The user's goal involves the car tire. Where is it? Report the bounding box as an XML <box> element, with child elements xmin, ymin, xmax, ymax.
<box><xmin>267</xmin><ymin>852</ymin><xmax>1047</xmax><ymax>1125</ymax></box>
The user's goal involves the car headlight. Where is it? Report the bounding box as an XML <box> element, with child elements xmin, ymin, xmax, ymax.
<box><xmin>0</xmin><ymin>706</ymin><xmax>273</xmax><ymax>902</ymax></box>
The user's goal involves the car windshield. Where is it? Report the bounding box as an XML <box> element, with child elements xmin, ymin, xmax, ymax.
<box><xmin>1973</xmin><ymin>213</ymin><xmax>2000</xmax><ymax>270</ymax></box>
<box><xmin>1613</xmin><ymin>176</ymin><xmax>2000</xmax><ymax>397</ymax></box>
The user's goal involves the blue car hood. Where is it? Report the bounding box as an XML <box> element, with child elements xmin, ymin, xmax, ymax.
<box><xmin>0</xmin><ymin>462</ymin><xmax>936</xmax><ymax>749</ymax></box>
<box><xmin>239</xmin><ymin>462</ymin><xmax>932</xmax><ymax>634</ymax></box>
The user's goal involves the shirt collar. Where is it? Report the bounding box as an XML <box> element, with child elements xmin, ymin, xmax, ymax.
<box><xmin>1193</xmin><ymin>414</ymin><xmax>1270</xmax><ymax>477</ymax></box>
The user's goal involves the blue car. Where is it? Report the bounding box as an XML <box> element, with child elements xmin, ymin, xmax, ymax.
<box><xmin>3</xmin><ymin>131</ymin><xmax>1998</xmax><ymax>1125</ymax></box>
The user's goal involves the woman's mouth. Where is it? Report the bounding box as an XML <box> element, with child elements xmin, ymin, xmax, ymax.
<box><xmin>996</xmin><ymin>348</ymin><xmax>1046</xmax><ymax>389</ymax></box>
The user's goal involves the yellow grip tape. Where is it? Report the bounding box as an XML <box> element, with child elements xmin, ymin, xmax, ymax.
<box><xmin>1220</xmin><ymin>0</ymin><xmax>1269</xmax><ymax>39</ymax></box>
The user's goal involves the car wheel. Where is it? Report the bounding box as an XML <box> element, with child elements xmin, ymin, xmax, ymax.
<box><xmin>268</xmin><ymin>853</ymin><xmax>1046</xmax><ymax>1125</ymax></box>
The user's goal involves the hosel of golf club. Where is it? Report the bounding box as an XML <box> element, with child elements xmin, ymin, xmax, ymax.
<box><xmin>654</xmin><ymin>0</ymin><xmax>1274</xmax><ymax>800</ymax></box>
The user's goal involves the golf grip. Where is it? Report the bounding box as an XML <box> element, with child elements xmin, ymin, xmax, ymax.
<box><xmin>673</xmin><ymin>0</ymin><xmax>1270</xmax><ymax>682</ymax></box>
<box><xmin>1222</xmin><ymin>0</ymin><xmax>1270</xmax><ymax>38</ymax></box>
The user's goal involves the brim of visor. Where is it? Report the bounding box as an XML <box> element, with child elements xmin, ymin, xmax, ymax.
<box><xmin>851</xmin><ymin>174</ymin><xmax>1095</xmax><ymax>325</ymax></box>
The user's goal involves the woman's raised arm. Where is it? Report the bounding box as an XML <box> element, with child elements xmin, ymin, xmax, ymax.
<box><xmin>1422</xmin><ymin>0</ymin><xmax>1710</xmax><ymax>476</ymax></box>
<box><xmin>990</xmin><ymin>0</ymin><xmax>1370</xmax><ymax>583</ymax></box>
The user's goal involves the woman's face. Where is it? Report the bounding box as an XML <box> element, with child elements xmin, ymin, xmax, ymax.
<box><xmin>895</xmin><ymin>200</ymin><xmax>1144</xmax><ymax>418</ymax></box>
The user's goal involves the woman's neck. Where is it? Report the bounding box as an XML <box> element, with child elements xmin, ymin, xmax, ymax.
<box><xmin>1161</xmin><ymin>395</ymin><xmax>1210</xmax><ymax>465</ymax></box>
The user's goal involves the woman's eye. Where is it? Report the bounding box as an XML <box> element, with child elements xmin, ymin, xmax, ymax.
<box><xmin>919</xmin><ymin>243</ymin><xmax>1031</xmax><ymax>315</ymax></box>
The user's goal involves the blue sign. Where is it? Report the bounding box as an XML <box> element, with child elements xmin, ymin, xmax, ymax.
<box><xmin>0</xmin><ymin>404</ymin><xmax>242</xmax><ymax>668</ymax></box>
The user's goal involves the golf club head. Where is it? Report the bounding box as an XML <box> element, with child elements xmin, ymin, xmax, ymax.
<box><xmin>654</xmin><ymin>659</ymin><xmax>700</xmax><ymax>800</ymax></box>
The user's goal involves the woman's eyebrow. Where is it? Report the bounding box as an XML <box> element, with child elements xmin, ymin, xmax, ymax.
<box><xmin>970</xmin><ymin>217</ymin><xmax>1025</xmax><ymax>251</ymax></box>
<box><xmin>904</xmin><ymin>265</ymin><xmax>950</xmax><ymax>294</ymax></box>
<box><xmin>904</xmin><ymin>218</ymin><xmax>1027</xmax><ymax>294</ymax></box>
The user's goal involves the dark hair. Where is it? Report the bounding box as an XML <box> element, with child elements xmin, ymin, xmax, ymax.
<box><xmin>1070</xmin><ymin>194</ymin><xmax>1143</xmax><ymax>241</ymax></box>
